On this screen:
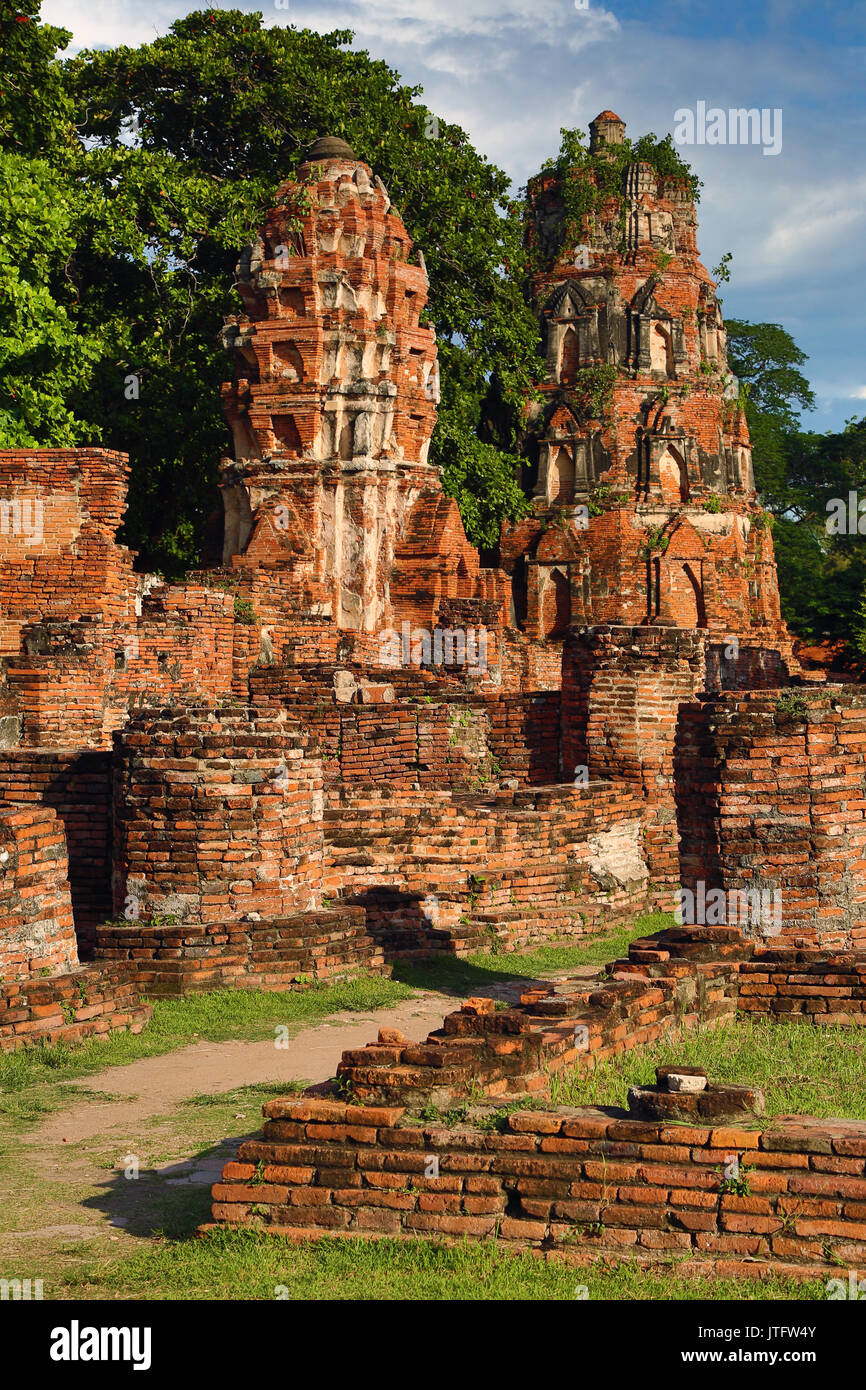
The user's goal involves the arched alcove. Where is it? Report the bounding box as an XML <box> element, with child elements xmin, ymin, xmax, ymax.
<box><xmin>279</xmin><ymin>287</ymin><xmax>305</xmax><ymax>316</ymax></box>
<box><xmin>668</xmin><ymin>561</ymin><xmax>706</xmax><ymax>628</ymax></box>
<box><xmin>659</xmin><ymin>442</ymin><xmax>689</xmax><ymax>503</ymax></box>
<box><xmin>272</xmin><ymin>413</ymin><xmax>302</xmax><ymax>455</ymax></box>
<box><xmin>560</xmin><ymin>327</ymin><xmax>579</xmax><ymax>385</ymax></box>
<box><xmin>541</xmin><ymin>567</ymin><xmax>571</xmax><ymax>638</ymax></box>
<box><xmin>273</xmin><ymin>341</ymin><xmax>305</xmax><ymax>381</ymax></box>
<box><xmin>650</xmin><ymin>321</ymin><xmax>673</xmax><ymax>376</ymax></box>
<box><xmin>549</xmin><ymin>446</ymin><xmax>576</xmax><ymax>505</ymax></box>
<box><xmin>511</xmin><ymin>556</ymin><xmax>528</xmax><ymax>629</ymax></box>
<box><xmin>337</xmin><ymin>418</ymin><xmax>354</xmax><ymax>460</ymax></box>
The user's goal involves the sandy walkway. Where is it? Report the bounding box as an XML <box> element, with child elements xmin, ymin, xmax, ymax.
<box><xmin>34</xmin><ymin>990</ymin><xmax>457</xmax><ymax>1145</ymax></box>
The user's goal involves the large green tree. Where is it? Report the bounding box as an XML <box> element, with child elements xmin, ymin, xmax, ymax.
<box><xmin>0</xmin><ymin>3</ymin><xmax>102</xmax><ymax>445</ymax></box>
<box><xmin>8</xmin><ymin>6</ymin><xmax>541</xmax><ymax>573</ymax></box>
<box><xmin>727</xmin><ymin>318</ymin><xmax>866</xmax><ymax>646</ymax></box>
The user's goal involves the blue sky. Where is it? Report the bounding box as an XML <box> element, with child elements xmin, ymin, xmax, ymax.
<box><xmin>44</xmin><ymin>0</ymin><xmax>866</xmax><ymax>432</ymax></box>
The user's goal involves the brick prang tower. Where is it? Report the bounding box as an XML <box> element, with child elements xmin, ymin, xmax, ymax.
<box><xmin>501</xmin><ymin>112</ymin><xmax>791</xmax><ymax>655</ymax></box>
<box><xmin>219</xmin><ymin>134</ymin><xmax>445</xmax><ymax>635</ymax></box>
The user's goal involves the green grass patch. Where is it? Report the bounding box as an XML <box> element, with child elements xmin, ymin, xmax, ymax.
<box><xmin>393</xmin><ymin>913</ymin><xmax>671</xmax><ymax>994</ymax></box>
<box><xmin>0</xmin><ymin>974</ymin><xmax>413</xmax><ymax>1125</ymax></box>
<box><xmin>180</xmin><ymin>1081</ymin><xmax>308</xmax><ymax>1110</ymax></box>
<box><xmin>549</xmin><ymin>1017</ymin><xmax>866</xmax><ymax>1120</ymax></box>
<box><xmin>59</xmin><ymin>1228</ymin><xmax>823</xmax><ymax>1302</ymax></box>
<box><xmin>0</xmin><ymin>911</ymin><xmax>667</xmax><ymax>1126</ymax></box>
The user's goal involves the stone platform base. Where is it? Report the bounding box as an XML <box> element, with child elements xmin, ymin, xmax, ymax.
<box><xmin>204</xmin><ymin>1096</ymin><xmax>866</xmax><ymax>1280</ymax></box>
<box><xmin>91</xmin><ymin>907</ymin><xmax>386</xmax><ymax>996</ymax></box>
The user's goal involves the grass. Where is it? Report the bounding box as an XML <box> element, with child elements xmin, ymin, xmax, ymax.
<box><xmin>55</xmin><ymin>1229</ymin><xmax>824</xmax><ymax>1302</ymax></box>
<box><xmin>393</xmin><ymin>913</ymin><xmax>672</xmax><ymax>994</ymax></box>
<box><xmin>0</xmin><ymin>914</ymin><xmax>666</xmax><ymax>1125</ymax></box>
<box><xmin>0</xmin><ymin>974</ymin><xmax>414</xmax><ymax>1125</ymax></box>
<box><xmin>549</xmin><ymin>1016</ymin><xmax>866</xmax><ymax>1120</ymax></box>
<box><xmin>0</xmin><ymin>912</ymin><xmax>853</xmax><ymax>1304</ymax></box>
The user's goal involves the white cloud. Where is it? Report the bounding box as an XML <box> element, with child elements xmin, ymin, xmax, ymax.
<box><xmin>42</xmin><ymin>0</ymin><xmax>180</xmax><ymax>52</ymax></box>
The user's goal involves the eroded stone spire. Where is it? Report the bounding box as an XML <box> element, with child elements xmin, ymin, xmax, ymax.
<box><xmin>219</xmin><ymin>139</ymin><xmax>441</xmax><ymax>630</ymax></box>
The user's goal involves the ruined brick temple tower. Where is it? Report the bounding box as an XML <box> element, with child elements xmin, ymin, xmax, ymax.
<box><xmin>218</xmin><ymin>133</ymin><xmax>493</xmax><ymax>638</ymax></box>
<box><xmin>1</xmin><ymin>116</ymin><xmax>865</xmax><ymax>1055</ymax></box>
<box><xmin>502</xmin><ymin>111</ymin><xmax>790</xmax><ymax>651</ymax></box>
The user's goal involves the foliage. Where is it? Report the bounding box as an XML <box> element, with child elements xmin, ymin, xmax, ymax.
<box><xmin>533</xmin><ymin>125</ymin><xmax>700</xmax><ymax>267</ymax></box>
<box><xmin>233</xmin><ymin>595</ymin><xmax>256</xmax><ymax>625</ymax></box>
<box><xmin>0</xmin><ymin>0</ymin><xmax>75</xmax><ymax>157</ymax></box>
<box><xmin>712</xmin><ymin>251</ymin><xmax>733</xmax><ymax>285</ymax></box>
<box><xmin>0</xmin><ymin>151</ymin><xmax>102</xmax><ymax>444</ymax></box>
<box><xmin>726</xmin><ymin>318</ymin><xmax>866</xmax><ymax>649</ymax></box>
<box><xmin>774</xmin><ymin>689</ymin><xmax>808</xmax><ymax>719</ymax></box>
<box><xmin>570</xmin><ymin>365</ymin><xmax>618</xmax><ymax>423</ymax></box>
<box><xmin>435</xmin><ymin>412</ymin><xmax>530</xmax><ymax>550</ymax></box>
<box><xmin>31</xmin><ymin>7</ymin><xmax>541</xmax><ymax>569</ymax></box>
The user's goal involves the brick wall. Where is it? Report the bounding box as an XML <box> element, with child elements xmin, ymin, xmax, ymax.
<box><xmin>250</xmin><ymin>662</ymin><xmax>562</xmax><ymax>788</ymax></box>
<box><xmin>206</xmin><ymin>1096</ymin><xmax>866</xmax><ymax>1279</ymax></box>
<box><xmin>0</xmin><ymin>750</ymin><xmax>111</xmax><ymax>955</ymax></box>
<box><xmin>0</xmin><ymin>804</ymin><xmax>77</xmax><ymax>979</ymax></box>
<box><xmin>207</xmin><ymin>921</ymin><xmax>866</xmax><ymax>1275</ymax></box>
<box><xmin>739</xmin><ymin>948</ymin><xmax>866</xmax><ymax>1025</ymax></box>
<box><xmin>112</xmin><ymin>704</ymin><xmax>324</xmax><ymax>924</ymax></box>
<box><xmin>324</xmin><ymin>781</ymin><xmax>654</xmax><ymax>955</ymax></box>
<box><xmin>0</xmin><ymin>962</ymin><xmax>152</xmax><ymax>1050</ymax></box>
<box><xmin>0</xmin><ymin>448</ymin><xmax>136</xmax><ymax>657</ymax></box>
<box><xmin>675</xmin><ymin>687</ymin><xmax>866</xmax><ymax>947</ymax></box>
<box><xmin>563</xmin><ymin>624</ymin><xmax>706</xmax><ymax>893</ymax></box>
<box><xmin>91</xmin><ymin>906</ymin><xmax>384</xmax><ymax>995</ymax></box>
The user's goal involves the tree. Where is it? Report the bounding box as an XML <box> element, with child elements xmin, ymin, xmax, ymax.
<box><xmin>0</xmin><ymin>152</ymin><xmax>101</xmax><ymax>445</ymax></box>
<box><xmin>727</xmin><ymin>318</ymin><xmax>866</xmax><ymax>645</ymax></box>
<box><xmin>0</xmin><ymin>0</ymin><xmax>75</xmax><ymax>156</ymax></box>
<box><xmin>0</xmin><ymin>5</ymin><xmax>106</xmax><ymax>445</ymax></box>
<box><xmin>47</xmin><ymin>7</ymin><xmax>542</xmax><ymax>572</ymax></box>
<box><xmin>725</xmin><ymin>318</ymin><xmax>815</xmax><ymax>510</ymax></box>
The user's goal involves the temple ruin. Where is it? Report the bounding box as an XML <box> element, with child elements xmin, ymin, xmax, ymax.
<box><xmin>2</xmin><ymin>116</ymin><xmax>866</xmax><ymax>1280</ymax></box>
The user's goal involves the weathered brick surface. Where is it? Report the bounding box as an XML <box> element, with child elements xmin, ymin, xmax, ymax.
<box><xmin>218</xmin><ymin>135</ymin><xmax>508</xmax><ymax>644</ymax></box>
<box><xmin>501</xmin><ymin>113</ymin><xmax>795</xmax><ymax>662</ymax></box>
<box><xmin>0</xmin><ymin>750</ymin><xmax>111</xmax><ymax>953</ymax></box>
<box><xmin>0</xmin><ymin>963</ymin><xmax>152</xmax><ymax>1050</ymax></box>
<box><xmin>0</xmin><ymin>449</ymin><xmax>136</xmax><ymax>657</ymax></box>
<box><xmin>676</xmin><ymin>688</ymin><xmax>866</xmax><ymax>946</ymax></box>
<box><xmin>0</xmin><ymin>803</ymin><xmax>77</xmax><ymax>979</ymax></box>
<box><xmin>112</xmin><ymin>704</ymin><xmax>324</xmax><ymax>924</ymax></box>
<box><xmin>206</xmin><ymin>1094</ymin><xmax>866</xmax><ymax>1278</ymax></box>
<box><xmin>92</xmin><ymin>907</ymin><xmax>385</xmax><ymax>995</ymax></box>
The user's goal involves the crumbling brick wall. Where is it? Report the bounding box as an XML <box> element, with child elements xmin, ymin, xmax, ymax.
<box><xmin>0</xmin><ymin>448</ymin><xmax>136</xmax><ymax>657</ymax></box>
<box><xmin>0</xmin><ymin>803</ymin><xmax>78</xmax><ymax>978</ymax></box>
<box><xmin>324</xmin><ymin>782</ymin><xmax>653</xmax><ymax>954</ymax></box>
<box><xmin>0</xmin><ymin>750</ymin><xmax>112</xmax><ymax>955</ymax></box>
<box><xmin>112</xmin><ymin>704</ymin><xmax>324</xmax><ymax>924</ymax></box>
<box><xmin>207</xmin><ymin>1097</ymin><xmax>866</xmax><ymax>1278</ymax></box>
<box><xmin>563</xmin><ymin>624</ymin><xmax>707</xmax><ymax>894</ymax></box>
<box><xmin>92</xmin><ymin>905</ymin><xmax>383</xmax><ymax>995</ymax></box>
<box><xmin>675</xmin><ymin>688</ymin><xmax>866</xmax><ymax>947</ymax></box>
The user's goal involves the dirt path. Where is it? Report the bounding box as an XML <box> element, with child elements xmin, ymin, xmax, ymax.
<box><xmin>0</xmin><ymin>969</ymin><xmax>601</xmax><ymax>1277</ymax></box>
<box><xmin>34</xmin><ymin>990</ymin><xmax>458</xmax><ymax>1145</ymax></box>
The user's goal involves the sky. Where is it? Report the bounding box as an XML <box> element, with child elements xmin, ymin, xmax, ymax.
<box><xmin>43</xmin><ymin>0</ymin><xmax>866</xmax><ymax>434</ymax></box>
